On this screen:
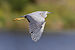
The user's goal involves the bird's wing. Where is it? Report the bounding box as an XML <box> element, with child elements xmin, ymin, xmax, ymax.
<box><xmin>29</xmin><ymin>21</ymin><xmax>46</xmax><ymax>42</ymax></box>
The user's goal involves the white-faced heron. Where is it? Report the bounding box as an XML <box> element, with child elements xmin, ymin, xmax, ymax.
<box><xmin>14</xmin><ymin>11</ymin><xmax>51</xmax><ymax>42</ymax></box>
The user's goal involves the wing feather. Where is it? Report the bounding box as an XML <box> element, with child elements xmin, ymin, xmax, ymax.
<box><xmin>26</xmin><ymin>15</ymin><xmax>46</xmax><ymax>42</ymax></box>
<box><xmin>29</xmin><ymin>21</ymin><xmax>46</xmax><ymax>42</ymax></box>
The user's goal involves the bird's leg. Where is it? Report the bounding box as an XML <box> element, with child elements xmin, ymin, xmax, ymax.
<box><xmin>13</xmin><ymin>17</ymin><xmax>25</xmax><ymax>21</ymax></box>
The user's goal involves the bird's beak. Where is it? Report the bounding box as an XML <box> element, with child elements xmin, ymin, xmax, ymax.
<box><xmin>13</xmin><ymin>17</ymin><xmax>25</xmax><ymax>21</ymax></box>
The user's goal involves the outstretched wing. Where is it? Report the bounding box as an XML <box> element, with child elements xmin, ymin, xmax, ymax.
<box><xmin>29</xmin><ymin>21</ymin><xmax>46</xmax><ymax>42</ymax></box>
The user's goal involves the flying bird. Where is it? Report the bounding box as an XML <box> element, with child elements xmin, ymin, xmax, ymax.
<box><xmin>14</xmin><ymin>11</ymin><xmax>51</xmax><ymax>42</ymax></box>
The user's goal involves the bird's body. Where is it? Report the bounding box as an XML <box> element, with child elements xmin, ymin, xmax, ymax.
<box><xmin>14</xmin><ymin>11</ymin><xmax>51</xmax><ymax>42</ymax></box>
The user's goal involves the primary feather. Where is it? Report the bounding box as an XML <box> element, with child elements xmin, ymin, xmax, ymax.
<box><xmin>29</xmin><ymin>20</ymin><xmax>46</xmax><ymax>42</ymax></box>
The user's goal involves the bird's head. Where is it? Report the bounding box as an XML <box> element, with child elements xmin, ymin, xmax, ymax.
<box><xmin>13</xmin><ymin>14</ymin><xmax>27</xmax><ymax>21</ymax></box>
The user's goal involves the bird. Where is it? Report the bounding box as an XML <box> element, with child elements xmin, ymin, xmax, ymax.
<box><xmin>13</xmin><ymin>11</ymin><xmax>51</xmax><ymax>42</ymax></box>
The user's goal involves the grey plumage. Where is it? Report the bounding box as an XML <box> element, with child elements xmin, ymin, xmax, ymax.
<box><xmin>14</xmin><ymin>11</ymin><xmax>51</xmax><ymax>42</ymax></box>
<box><xmin>24</xmin><ymin>11</ymin><xmax>49</xmax><ymax>42</ymax></box>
